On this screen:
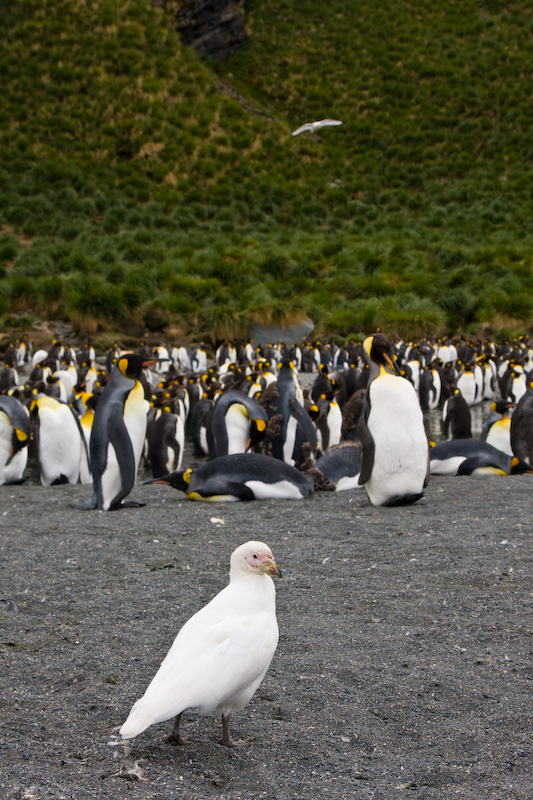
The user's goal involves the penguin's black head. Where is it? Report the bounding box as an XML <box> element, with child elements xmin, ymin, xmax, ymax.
<box><xmin>510</xmin><ymin>458</ymin><xmax>533</xmax><ymax>475</ymax></box>
<box><xmin>143</xmin><ymin>470</ymin><xmax>190</xmax><ymax>493</ymax></box>
<box><xmin>492</xmin><ymin>399</ymin><xmax>515</xmax><ymax>414</ymax></box>
<box><xmin>117</xmin><ymin>354</ymin><xmax>165</xmax><ymax>380</ymax></box>
<box><xmin>363</xmin><ymin>333</ymin><xmax>401</xmax><ymax>375</ymax></box>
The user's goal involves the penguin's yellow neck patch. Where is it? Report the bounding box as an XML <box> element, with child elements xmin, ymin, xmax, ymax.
<box><xmin>477</xmin><ymin>466</ymin><xmax>506</xmax><ymax>475</ymax></box>
<box><xmin>187</xmin><ymin>492</ymin><xmax>236</xmax><ymax>502</ymax></box>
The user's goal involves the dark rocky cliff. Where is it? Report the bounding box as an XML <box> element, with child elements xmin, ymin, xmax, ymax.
<box><xmin>174</xmin><ymin>0</ymin><xmax>247</xmax><ymax>61</ymax></box>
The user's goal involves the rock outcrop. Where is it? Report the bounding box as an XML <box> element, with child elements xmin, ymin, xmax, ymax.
<box><xmin>175</xmin><ymin>0</ymin><xmax>247</xmax><ymax>61</ymax></box>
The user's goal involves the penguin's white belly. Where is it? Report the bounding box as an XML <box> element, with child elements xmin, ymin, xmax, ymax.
<box><xmin>32</xmin><ymin>349</ymin><xmax>48</xmax><ymax>368</ymax></box>
<box><xmin>510</xmin><ymin>379</ymin><xmax>526</xmax><ymax>403</ymax></box>
<box><xmin>0</xmin><ymin>414</ymin><xmax>13</xmax><ymax>466</ymax></box>
<box><xmin>366</xmin><ymin>376</ymin><xmax>427</xmax><ymax>505</ymax></box>
<box><xmin>335</xmin><ymin>474</ymin><xmax>363</xmax><ymax>491</ymax></box>
<box><xmin>199</xmin><ymin>428</ymin><xmax>208</xmax><ymax>455</ymax></box>
<box><xmin>428</xmin><ymin>371</ymin><xmax>441</xmax><ymax>409</ymax></box>
<box><xmin>101</xmin><ymin>445</ymin><xmax>122</xmax><ymax>509</ymax></box>
<box><xmin>486</xmin><ymin>423</ymin><xmax>512</xmax><ymax>456</ymax></box>
<box><xmin>429</xmin><ymin>456</ymin><xmax>465</xmax><ymax>475</ymax></box>
<box><xmin>0</xmin><ymin>414</ymin><xmax>28</xmax><ymax>484</ymax></box>
<box><xmin>456</xmin><ymin>375</ymin><xmax>476</xmax><ymax>406</ymax></box>
<box><xmin>407</xmin><ymin>361</ymin><xmax>420</xmax><ymax>392</ymax></box>
<box><xmin>327</xmin><ymin>404</ymin><xmax>343</xmax><ymax>448</ymax></box>
<box><xmin>38</xmin><ymin>404</ymin><xmax>81</xmax><ymax>485</ymax></box>
<box><xmin>125</xmin><ymin>393</ymin><xmax>149</xmax><ymax>467</ymax></box>
<box><xmin>483</xmin><ymin>365</ymin><xmax>496</xmax><ymax>400</ymax></box>
<box><xmin>225</xmin><ymin>405</ymin><xmax>250</xmax><ymax>454</ymax></box>
<box><xmin>78</xmin><ymin>415</ymin><xmax>93</xmax><ymax>484</ymax></box>
<box><xmin>84</xmin><ymin>370</ymin><xmax>97</xmax><ymax>394</ymax></box>
<box><xmin>283</xmin><ymin>416</ymin><xmax>298</xmax><ymax>465</ymax></box>
<box><xmin>244</xmin><ymin>479</ymin><xmax>305</xmax><ymax>500</ymax></box>
<box><xmin>167</xmin><ymin>417</ymin><xmax>185</xmax><ymax>471</ymax></box>
<box><xmin>1</xmin><ymin>448</ymin><xmax>28</xmax><ymax>485</ymax></box>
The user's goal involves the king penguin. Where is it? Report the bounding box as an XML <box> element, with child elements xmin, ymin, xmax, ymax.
<box><xmin>262</xmin><ymin>359</ymin><xmax>318</xmax><ymax>469</ymax></box>
<box><xmin>429</xmin><ymin>439</ymin><xmax>532</xmax><ymax>476</ymax></box>
<box><xmin>30</xmin><ymin>394</ymin><xmax>88</xmax><ymax>486</ymax></box>
<box><xmin>510</xmin><ymin>380</ymin><xmax>533</xmax><ymax>465</ymax></box>
<box><xmin>0</xmin><ymin>395</ymin><xmax>30</xmax><ymax>486</ymax></box>
<box><xmin>81</xmin><ymin>354</ymin><xmax>160</xmax><ymax>510</ymax></box>
<box><xmin>314</xmin><ymin>442</ymin><xmax>363</xmax><ymax>491</ymax></box>
<box><xmin>442</xmin><ymin>388</ymin><xmax>472</xmax><ymax>440</ymax></box>
<box><xmin>206</xmin><ymin>390</ymin><xmax>268</xmax><ymax>459</ymax></box>
<box><xmin>146</xmin><ymin>403</ymin><xmax>186</xmax><ymax>478</ymax></box>
<box><xmin>481</xmin><ymin>399</ymin><xmax>514</xmax><ymax>456</ymax></box>
<box><xmin>357</xmin><ymin>333</ymin><xmax>429</xmax><ymax>506</ymax></box>
<box><xmin>146</xmin><ymin>452</ymin><xmax>314</xmax><ymax>502</ymax></box>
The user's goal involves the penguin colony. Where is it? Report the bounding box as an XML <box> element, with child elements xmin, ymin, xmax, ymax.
<box><xmin>2</xmin><ymin>330</ymin><xmax>533</xmax><ymax>747</ymax></box>
<box><xmin>2</xmin><ymin>331</ymin><xmax>533</xmax><ymax>504</ymax></box>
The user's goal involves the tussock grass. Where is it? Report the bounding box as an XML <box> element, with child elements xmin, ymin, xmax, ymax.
<box><xmin>0</xmin><ymin>0</ymin><xmax>532</xmax><ymax>342</ymax></box>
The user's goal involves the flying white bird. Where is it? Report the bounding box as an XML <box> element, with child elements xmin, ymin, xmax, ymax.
<box><xmin>291</xmin><ymin>119</ymin><xmax>343</xmax><ymax>136</ymax></box>
<box><xmin>119</xmin><ymin>540</ymin><xmax>281</xmax><ymax>748</ymax></box>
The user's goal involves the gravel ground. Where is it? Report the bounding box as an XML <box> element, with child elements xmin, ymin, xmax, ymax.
<box><xmin>1</xmin><ymin>471</ymin><xmax>531</xmax><ymax>800</ymax></box>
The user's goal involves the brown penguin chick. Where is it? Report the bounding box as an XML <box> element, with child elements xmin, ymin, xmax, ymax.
<box><xmin>341</xmin><ymin>389</ymin><xmax>366</xmax><ymax>441</ymax></box>
<box><xmin>299</xmin><ymin>442</ymin><xmax>336</xmax><ymax>492</ymax></box>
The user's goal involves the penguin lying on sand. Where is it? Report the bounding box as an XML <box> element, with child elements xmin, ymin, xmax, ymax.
<box><xmin>146</xmin><ymin>452</ymin><xmax>314</xmax><ymax>502</ymax></box>
<box><xmin>314</xmin><ymin>442</ymin><xmax>363</xmax><ymax>491</ymax></box>
<box><xmin>429</xmin><ymin>439</ymin><xmax>533</xmax><ymax>476</ymax></box>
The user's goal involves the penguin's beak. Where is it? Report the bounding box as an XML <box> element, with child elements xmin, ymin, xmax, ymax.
<box><xmin>142</xmin><ymin>358</ymin><xmax>168</xmax><ymax>367</ymax></box>
<box><xmin>143</xmin><ymin>471</ymin><xmax>189</xmax><ymax>493</ymax></box>
<box><xmin>384</xmin><ymin>353</ymin><xmax>402</xmax><ymax>376</ymax></box>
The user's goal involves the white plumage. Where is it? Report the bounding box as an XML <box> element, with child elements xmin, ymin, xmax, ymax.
<box><xmin>120</xmin><ymin>541</ymin><xmax>281</xmax><ymax>747</ymax></box>
<box><xmin>291</xmin><ymin>119</ymin><xmax>342</xmax><ymax>136</ymax></box>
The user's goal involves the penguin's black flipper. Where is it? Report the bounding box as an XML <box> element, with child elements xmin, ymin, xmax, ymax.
<box><xmin>192</xmin><ymin>480</ymin><xmax>256</xmax><ymax>501</ymax></box>
<box><xmin>107</xmin><ymin>411</ymin><xmax>137</xmax><ymax>498</ymax></box>
<box><xmin>423</xmin><ymin>452</ymin><xmax>430</xmax><ymax>488</ymax></box>
<box><xmin>357</xmin><ymin>412</ymin><xmax>375</xmax><ymax>485</ymax></box>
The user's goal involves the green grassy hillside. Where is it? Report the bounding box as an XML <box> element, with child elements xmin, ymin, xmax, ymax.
<box><xmin>1</xmin><ymin>0</ymin><xmax>532</xmax><ymax>347</ymax></box>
